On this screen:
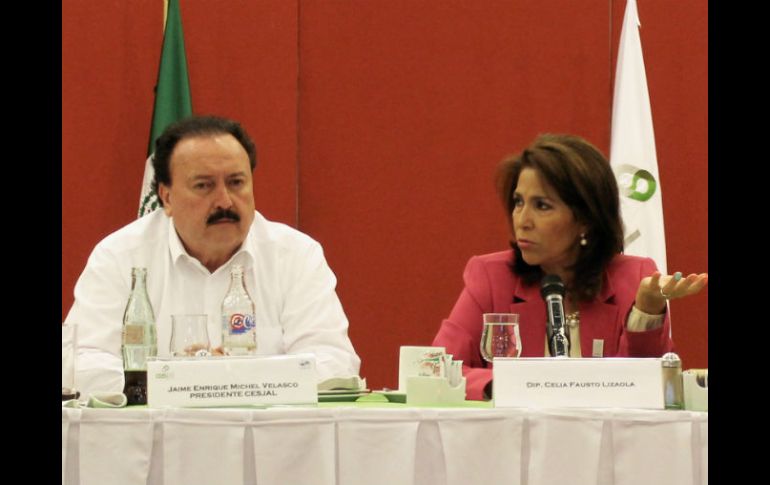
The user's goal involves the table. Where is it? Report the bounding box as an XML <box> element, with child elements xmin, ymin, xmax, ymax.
<box><xmin>62</xmin><ymin>402</ymin><xmax>707</xmax><ymax>485</ymax></box>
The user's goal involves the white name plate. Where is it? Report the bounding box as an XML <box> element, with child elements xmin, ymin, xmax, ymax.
<box><xmin>147</xmin><ymin>354</ymin><xmax>318</xmax><ymax>408</ymax></box>
<box><xmin>493</xmin><ymin>357</ymin><xmax>664</xmax><ymax>409</ymax></box>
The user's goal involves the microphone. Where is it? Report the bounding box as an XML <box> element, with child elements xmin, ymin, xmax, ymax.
<box><xmin>540</xmin><ymin>274</ymin><xmax>570</xmax><ymax>357</ymax></box>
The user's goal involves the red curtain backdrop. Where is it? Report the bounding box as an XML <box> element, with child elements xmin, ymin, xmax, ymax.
<box><xmin>62</xmin><ymin>0</ymin><xmax>707</xmax><ymax>390</ymax></box>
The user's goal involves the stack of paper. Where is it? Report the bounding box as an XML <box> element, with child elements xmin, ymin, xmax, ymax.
<box><xmin>318</xmin><ymin>376</ymin><xmax>369</xmax><ymax>402</ymax></box>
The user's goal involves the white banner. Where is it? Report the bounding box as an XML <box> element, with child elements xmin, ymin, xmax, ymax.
<box><xmin>610</xmin><ymin>0</ymin><xmax>667</xmax><ymax>274</ymax></box>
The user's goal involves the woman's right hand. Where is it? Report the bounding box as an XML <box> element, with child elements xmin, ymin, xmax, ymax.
<box><xmin>635</xmin><ymin>271</ymin><xmax>708</xmax><ymax>314</ymax></box>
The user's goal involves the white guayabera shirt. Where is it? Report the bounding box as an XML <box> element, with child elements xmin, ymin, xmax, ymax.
<box><xmin>65</xmin><ymin>210</ymin><xmax>361</xmax><ymax>397</ymax></box>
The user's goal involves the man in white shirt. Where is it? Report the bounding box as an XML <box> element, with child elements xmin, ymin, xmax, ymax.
<box><xmin>65</xmin><ymin>115</ymin><xmax>361</xmax><ymax>397</ymax></box>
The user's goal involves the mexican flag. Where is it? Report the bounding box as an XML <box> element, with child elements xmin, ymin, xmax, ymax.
<box><xmin>139</xmin><ymin>0</ymin><xmax>193</xmax><ymax>217</ymax></box>
<box><xmin>609</xmin><ymin>0</ymin><xmax>668</xmax><ymax>275</ymax></box>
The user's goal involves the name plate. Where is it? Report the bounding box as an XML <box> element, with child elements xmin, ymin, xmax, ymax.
<box><xmin>493</xmin><ymin>358</ymin><xmax>664</xmax><ymax>409</ymax></box>
<box><xmin>147</xmin><ymin>354</ymin><xmax>318</xmax><ymax>408</ymax></box>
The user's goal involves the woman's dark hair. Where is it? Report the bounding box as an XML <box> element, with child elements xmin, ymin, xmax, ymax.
<box><xmin>151</xmin><ymin>115</ymin><xmax>258</xmax><ymax>206</ymax></box>
<box><xmin>494</xmin><ymin>133</ymin><xmax>624</xmax><ymax>301</ymax></box>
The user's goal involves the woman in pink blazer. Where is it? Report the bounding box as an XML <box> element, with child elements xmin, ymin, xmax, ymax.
<box><xmin>432</xmin><ymin>134</ymin><xmax>708</xmax><ymax>400</ymax></box>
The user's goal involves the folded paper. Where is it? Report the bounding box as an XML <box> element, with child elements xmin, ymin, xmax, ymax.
<box><xmin>493</xmin><ymin>357</ymin><xmax>664</xmax><ymax>409</ymax></box>
<box><xmin>147</xmin><ymin>354</ymin><xmax>318</xmax><ymax>407</ymax></box>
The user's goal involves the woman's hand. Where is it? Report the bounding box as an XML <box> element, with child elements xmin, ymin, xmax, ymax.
<box><xmin>635</xmin><ymin>271</ymin><xmax>709</xmax><ymax>315</ymax></box>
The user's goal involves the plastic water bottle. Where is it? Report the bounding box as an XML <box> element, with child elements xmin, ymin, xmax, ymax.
<box><xmin>121</xmin><ymin>267</ymin><xmax>157</xmax><ymax>404</ymax></box>
<box><xmin>221</xmin><ymin>264</ymin><xmax>257</xmax><ymax>356</ymax></box>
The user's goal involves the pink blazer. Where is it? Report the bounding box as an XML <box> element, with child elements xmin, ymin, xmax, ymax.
<box><xmin>432</xmin><ymin>250</ymin><xmax>674</xmax><ymax>400</ymax></box>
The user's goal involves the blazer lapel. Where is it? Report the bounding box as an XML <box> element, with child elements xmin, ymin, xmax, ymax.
<box><xmin>578</xmin><ymin>273</ymin><xmax>621</xmax><ymax>357</ymax></box>
<box><xmin>509</xmin><ymin>278</ymin><xmax>547</xmax><ymax>357</ymax></box>
<box><xmin>507</xmin><ymin>270</ymin><xmax>624</xmax><ymax>358</ymax></box>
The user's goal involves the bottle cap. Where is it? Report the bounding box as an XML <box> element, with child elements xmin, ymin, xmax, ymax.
<box><xmin>661</xmin><ymin>352</ymin><xmax>681</xmax><ymax>368</ymax></box>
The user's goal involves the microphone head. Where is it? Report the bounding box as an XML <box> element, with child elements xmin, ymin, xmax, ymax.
<box><xmin>540</xmin><ymin>274</ymin><xmax>566</xmax><ymax>298</ymax></box>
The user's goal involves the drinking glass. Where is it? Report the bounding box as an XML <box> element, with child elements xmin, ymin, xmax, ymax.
<box><xmin>170</xmin><ymin>314</ymin><xmax>211</xmax><ymax>357</ymax></box>
<box><xmin>480</xmin><ymin>313</ymin><xmax>521</xmax><ymax>362</ymax></box>
<box><xmin>62</xmin><ymin>323</ymin><xmax>79</xmax><ymax>400</ymax></box>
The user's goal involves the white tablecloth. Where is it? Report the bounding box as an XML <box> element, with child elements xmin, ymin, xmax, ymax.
<box><xmin>62</xmin><ymin>405</ymin><xmax>707</xmax><ymax>485</ymax></box>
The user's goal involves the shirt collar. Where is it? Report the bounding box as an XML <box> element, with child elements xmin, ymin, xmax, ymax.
<box><xmin>166</xmin><ymin>215</ymin><xmax>257</xmax><ymax>273</ymax></box>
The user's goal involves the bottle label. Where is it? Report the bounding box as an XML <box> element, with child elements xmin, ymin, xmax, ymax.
<box><xmin>227</xmin><ymin>313</ymin><xmax>256</xmax><ymax>335</ymax></box>
<box><xmin>123</xmin><ymin>325</ymin><xmax>144</xmax><ymax>344</ymax></box>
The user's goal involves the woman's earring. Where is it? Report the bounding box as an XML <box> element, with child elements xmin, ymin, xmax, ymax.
<box><xmin>580</xmin><ymin>233</ymin><xmax>588</xmax><ymax>247</ymax></box>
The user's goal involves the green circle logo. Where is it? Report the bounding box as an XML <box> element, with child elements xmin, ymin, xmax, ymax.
<box><xmin>615</xmin><ymin>164</ymin><xmax>657</xmax><ymax>202</ymax></box>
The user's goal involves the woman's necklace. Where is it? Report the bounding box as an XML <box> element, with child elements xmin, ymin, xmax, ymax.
<box><xmin>564</xmin><ymin>297</ymin><xmax>580</xmax><ymax>329</ymax></box>
<box><xmin>565</xmin><ymin>310</ymin><xmax>580</xmax><ymax>329</ymax></box>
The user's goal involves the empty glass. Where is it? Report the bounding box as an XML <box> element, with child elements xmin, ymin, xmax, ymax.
<box><xmin>170</xmin><ymin>314</ymin><xmax>211</xmax><ymax>357</ymax></box>
<box><xmin>480</xmin><ymin>313</ymin><xmax>521</xmax><ymax>362</ymax></box>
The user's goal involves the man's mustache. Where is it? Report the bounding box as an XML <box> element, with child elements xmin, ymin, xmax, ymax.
<box><xmin>207</xmin><ymin>209</ymin><xmax>240</xmax><ymax>225</ymax></box>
